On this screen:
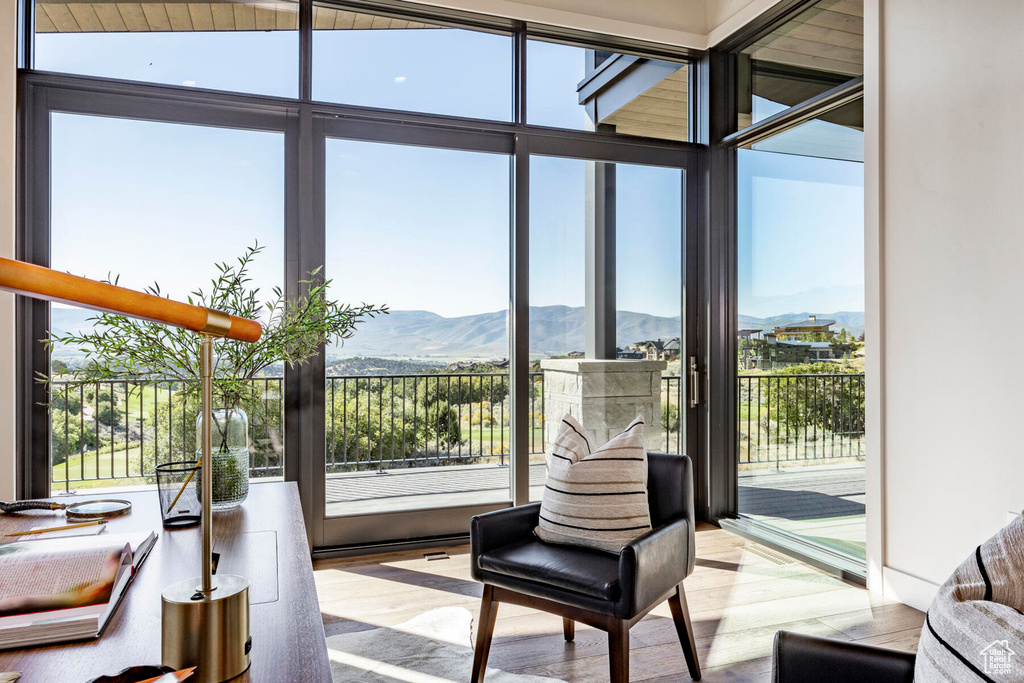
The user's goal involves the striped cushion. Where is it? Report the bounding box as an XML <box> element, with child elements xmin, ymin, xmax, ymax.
<box><xmin>916</xmin><ymin>512</ymin><xmax>1024</xmax><ymax>681</ymax></box>
<box><xmin>536</xmin><ymin>414</ymin><xmax>652</xmax><ymax>554</ymax></box>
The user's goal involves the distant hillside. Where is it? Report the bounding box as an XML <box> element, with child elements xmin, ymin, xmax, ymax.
<box><xmin>48</xmin><ymin>306</ymin><xmax>864</xmax><ymax>361</ymax></box>
<box><xmin>327</xmin><ymin>306</ymin><xmax>681</xmax><ymax>359</ymax></box>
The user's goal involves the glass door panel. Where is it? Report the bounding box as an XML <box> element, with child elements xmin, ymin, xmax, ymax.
<box><xmin>323</xmin><ymin>139</ymin><xmax>511</xmax><ymax>520</ymax></box>
<box><xmin>615</xmin><ymin>163</ymin><xmax>684</xmax><ymax>454</ymax></box>
<box><xmin>529</xmin><ymin>156</ymin><xmax>685</xmax><ymax>502</ymax></box>
<box><xmin>736</xmin><ymin>99</ymin><xmax>866</xmax><ymax>563</ymax></box>
<box><xmin>528</xmin><ymin>156</ymin><xmax>585</xmax><ymax>502</ymax></box>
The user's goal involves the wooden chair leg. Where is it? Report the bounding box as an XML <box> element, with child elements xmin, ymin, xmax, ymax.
<box><xmin>608</xmin><ymin>619</ymin><xmax>630</xmax><ymax>683</ymax></box>
<box><xmin>668</xmin><ymin>583</ymin><xmax>701</xmax><ymax>681</ymax></box>
<box><xmin>562</xmin><ymin>618</ymin><xmax>575</xmax><ymax>642</ymax></box>
<box><xmin>472</xmin><ymin>585</ymin><xmax>499</xmax><ymax>683</ymax></box>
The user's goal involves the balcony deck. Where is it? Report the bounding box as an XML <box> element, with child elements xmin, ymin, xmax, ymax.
<box><xmin>325</xmin><ymin>461</ymin><xmax>548</xmax><ymax>516</ymax></box>
<box><xmin>738</xmin><ymin>463</ymin><xmax>866</xmax><ymax>558</ymax></box>
<box><xmin>325</xmin><ymin>460</ymin><xmax>867</xmax><ymax>560</ymax></box>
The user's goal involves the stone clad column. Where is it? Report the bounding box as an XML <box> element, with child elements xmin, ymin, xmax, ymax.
<box><xmin>540</xmin><ymin>359</ymin><xmax>668</xmax><ymax>452</ymax></box>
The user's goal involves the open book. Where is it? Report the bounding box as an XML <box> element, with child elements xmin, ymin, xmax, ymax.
<box><xmin>0</xmin><ymin>532</ymin><xmax>157</xmax><ymax>649</ymax></box>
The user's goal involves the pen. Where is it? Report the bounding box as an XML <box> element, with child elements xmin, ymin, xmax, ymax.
<box><xmin>6</xmin><ymin>519</ymin><xmax>107</xmax><ymax>537</ymax></box>
<box><xmin>166</xmin><ymin>459</ymin><xmax>201</xmax><ymax>514</ymax></box>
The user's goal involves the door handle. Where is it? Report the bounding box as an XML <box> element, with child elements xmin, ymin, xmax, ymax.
<box><xmin>688</xmin><ymin>357</ymin><xmax>699</xmax><ymax>408</ymax></box>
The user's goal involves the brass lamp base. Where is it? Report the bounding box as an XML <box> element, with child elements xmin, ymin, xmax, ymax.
<box><xmin>162</xmin><ymin>574</ymin><xmax>251</xmax><ymax>683</ymax></box>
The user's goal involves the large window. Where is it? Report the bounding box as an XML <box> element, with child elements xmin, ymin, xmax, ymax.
<box><xmin>21</xmin><ymin>4</ymin><xmax>697</xmax><ymax>548</ymax></box>
<box><xmin>723</xmin><ymin>0</ymin><xmax>867</xmax><ymax>576</ymax></box>
<box><xmin>34</xmin><ymin>0</ymin><xmax>299</xmax><ymax>97</ymax></box>
<box><xmin>49</xmin><ymin>113</ymin><xmax>285</xmax><ymax>491</ymax></box>
<box><xmin>615</xmin><ymin>163</ymin><xmax>684</xmax><ymax>453</ymax></box>
<box><xmin>313</xmin><ymin>9</ymin><xmax>513</xmax><ymax>120</ymax></box>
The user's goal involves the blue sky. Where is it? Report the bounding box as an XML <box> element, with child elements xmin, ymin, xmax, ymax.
<box><xmin>39</xmin><ymin>27</ymin><xmax>861</xmax><ymax>322</ymax></box>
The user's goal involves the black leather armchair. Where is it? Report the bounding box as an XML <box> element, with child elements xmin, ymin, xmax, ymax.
<box><xmin>469</xmin><ymin>452</ymin><xmax>701</xmax><ymax>683</ymax></box>
<box><xmin>772</xmin><ymin>631</ymin><xmax>916</xmax><ymax>683</ymax></box>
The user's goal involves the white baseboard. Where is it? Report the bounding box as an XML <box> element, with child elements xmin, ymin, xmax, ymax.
<box><xmin>882</xmin><ymin>566</ymin><xmax>939</xmax><ymax>612</ymax></box>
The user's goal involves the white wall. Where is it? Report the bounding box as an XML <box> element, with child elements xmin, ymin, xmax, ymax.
<box><xmin>706</xmin><ymin>0</ymin><xmax>783</xmax><ymax>46</ymax></box>
<box><xmin>0</xmin><ymin>0</ymin><xmax>17</xmax><ymax>502</ymax></box>
<box><xmin>869</xmin><ymin>0</ymin><xmax>1024</xmax><ymax>610</ymax></box>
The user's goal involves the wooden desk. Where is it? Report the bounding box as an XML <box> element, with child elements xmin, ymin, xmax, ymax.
<box><xmin>0</xmin><ymin>482</ymin><xmax>331</xmax><ymax>683</ymax></box>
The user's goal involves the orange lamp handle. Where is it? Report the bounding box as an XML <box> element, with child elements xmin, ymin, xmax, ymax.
<box><xmin>0</xmin><ymin>257</ymin><xmax>262</xmax><ymax>343</ymax></box>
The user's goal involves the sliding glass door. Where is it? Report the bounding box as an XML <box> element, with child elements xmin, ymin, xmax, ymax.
<box><xmin>528</xmin><ymin>156</ymin><xmax>687</xmax><ymax>503</ymax></box>
<box><xmin>725</xmin><ymin>0</ymin><xmax>866</xmax><ymax>575</ymax></box>
<box><xmin>319</xmin><ymin>141</ymin><xmax>696</xmax><ymax>547</ymax></box>
<box><xmin>321</xmin><ymin>137</ymin><xmax>512</xmax><ymax>534</ymax></box>
<box><xmin>735</xmin><ymin>103</ymin><xmax>865</xmax><ymax>564</ymax></box>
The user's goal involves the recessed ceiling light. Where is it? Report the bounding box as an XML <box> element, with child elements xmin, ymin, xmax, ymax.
<box><xmin>394</xmin><ymin>76</ymin><xmax>406</xmax><ymax>83</ymax></box>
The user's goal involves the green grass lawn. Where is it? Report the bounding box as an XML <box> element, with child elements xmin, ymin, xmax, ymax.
<box><xmin>51</xmin><ymin>445</ymin><xmax>151</xmax><ymax>489</ymax></box>
<box><xmin>738</xmin><ymin>403</ymin><xmax>763</xmax><ymax>421</ymax></box>
<box><xmin>122</xmin><ymin>385</ymin><xmax>176</xmax><ymax>419</ymax></box>
<box><xmin>463</xmin><ymin>426</ymin><xmax>545</xmax><ymax>452</ymax></box>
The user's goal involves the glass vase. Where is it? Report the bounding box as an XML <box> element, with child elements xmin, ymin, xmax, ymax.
<box><xmin>195</xmin><ymin>407</ymin><xmax>250</xmax><ymax>510</ymax></box>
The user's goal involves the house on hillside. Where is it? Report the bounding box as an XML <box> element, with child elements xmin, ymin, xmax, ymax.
<box><xmin>766</xmin><ymin>337</ymin><xmax>836</xmax><ymax>366</ymax></box>
<box><xmin>772</xmin><ymin>315</ymin><xmax>836</xmax><ymax>340</ymax></box>
<box><xmin>738</xmin><ymin>328</ymin><xmax>763</xmax><ymax>340</ymax></box>
<box><xmin>630</xmin><ymin>338</ymin><xmax>681</xmax><ymax>362</ymax></box>
<box><xmin>616</xmin><ymin>347</ymin><xmax>644</xmax><ymax>360</ymax></box>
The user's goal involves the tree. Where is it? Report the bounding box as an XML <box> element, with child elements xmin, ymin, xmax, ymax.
<box><xmin>662</xmin><ymin>402</ymin><xmax>680</xmax><ymax>432</ymax></box>
<box><xmin>51</xmin><ymin>389</ymin><xmax>82</xmax><ymax>416</ymax></box>
<box><xmin>51</xmin><ymin>412</ymin><xmax>97</xmax><ymax>466</ymax></box>
<box><xmin>95</xmin><ymin>400</ymin><xmax>124</xmax><ymax>427</ymax></box>
<box><xmin>325</xmin><ymin>382</ymin><xmax>424</xmax><ymax>468</ymax></box>
<box><xmin>427</xmin><ymin>401</ymin><xmax>461</xmax><ymax>448</ymax></box>
<box><xmin>759</xmin><ymin>363</ymin><xmax>864</xmax><ymax>437</ymax></box>
<box><xmin>830</xmin><ymin>329</ymin><xmax>856</xmax><ymax>359</ymax></box>
<box><xmin>45</xmin><ymin>243</ymin><xmax>387</xmax><ymax>460</ymax></box>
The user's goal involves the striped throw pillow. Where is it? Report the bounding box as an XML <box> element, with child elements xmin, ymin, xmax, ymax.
<box><xmin>915</xmin><ymin>512</ymin><xmax>1024</xmax><ymax>681</ymax></box>
<box><xmin>536</xmin><ymin>414</ymin><xmax>652</xmax><ymax>554</ymax></box>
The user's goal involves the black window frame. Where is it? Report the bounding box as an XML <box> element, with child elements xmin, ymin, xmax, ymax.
<box><xmin>15</xmin><ymin>0</ymin><xmax>708</xmax><ymax>551</ymax></box>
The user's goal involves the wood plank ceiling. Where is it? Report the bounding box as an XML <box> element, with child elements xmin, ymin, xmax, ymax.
<box><xmin>745</xmin><ymin>0</ymin><xmax>864</xmax><ymax>78</ymax></box>
<box><xmin>34</xmin><ymin>2</ymin><xmax>439</xmax><ymax>33</ymax></box>
<box><xmin>600</xmin><ymin>65</ymin><xmax>689</xmax><ymax>143</ymax></box>
<box><xmin>738</xmin><ymin>0</ymin><xmax>863</xmax><ymax>130</ymax></box>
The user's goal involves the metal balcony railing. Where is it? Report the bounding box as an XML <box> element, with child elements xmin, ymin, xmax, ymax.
<box><xmin>48</xmin><ymin>371</ymin><xmax>855</xmax><ymax>491</ymax></box>
<box><xmin>737</xmin><ymin>373</ymin><xmax>866</xmax><ymax>466</ymax></box>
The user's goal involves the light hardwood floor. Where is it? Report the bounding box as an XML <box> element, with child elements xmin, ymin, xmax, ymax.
<box><xmin>314</xmin><ymin>523</ymin><xmax>924</xmax><ymax>682</ymax></box>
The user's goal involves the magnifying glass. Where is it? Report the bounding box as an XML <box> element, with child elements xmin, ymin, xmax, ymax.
<box><xmin>0</xmin><ymin>499</ymin><xmax>132</xmax><ymax>520</ymax></box>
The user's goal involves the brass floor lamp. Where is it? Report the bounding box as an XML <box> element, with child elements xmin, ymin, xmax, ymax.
<box><xmin>0</xmin><ymin>257</ymin><xmax>262</xmax><ymax>683</ymax></box>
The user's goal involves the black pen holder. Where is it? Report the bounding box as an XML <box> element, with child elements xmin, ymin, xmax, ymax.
<box><xmin>156</xmin><ymin>460</ymin><xmax>202</xmax><ymax>529</ymax></box>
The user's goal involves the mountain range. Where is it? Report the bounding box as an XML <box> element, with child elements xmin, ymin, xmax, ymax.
<box><xmin>51</xmin><ymin>305</ymin><xmax>865</xmax><ymax>361</ymax></box>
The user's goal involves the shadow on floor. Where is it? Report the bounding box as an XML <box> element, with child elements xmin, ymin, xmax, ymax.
<box><xmin>738</xmin><ymin>485</ymin><xmax>865</xmax><ymax>520</ymax></box>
